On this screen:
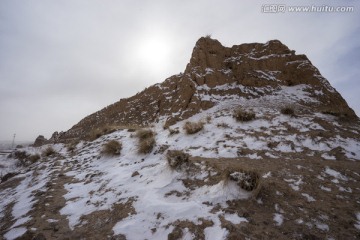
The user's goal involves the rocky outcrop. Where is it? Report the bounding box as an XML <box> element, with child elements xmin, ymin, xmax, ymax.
<box><xmin>57</xmin><ymin>37</ymin><xmax>357</xmax><ymax>142</ymax></box>
<box><xmin>33</xmin><ymin>135</ymin><xmax>48</xmax><ymax>147</ymax></box>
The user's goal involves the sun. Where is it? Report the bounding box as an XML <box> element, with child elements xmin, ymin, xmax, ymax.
<box><xmin>135</xmin><ymin>35</ymin><xmax>171</xmax><ymax>73</ymax></box>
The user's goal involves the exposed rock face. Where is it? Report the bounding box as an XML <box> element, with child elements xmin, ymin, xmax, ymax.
<box><xmin>58</xmin><ymin>37</ymin><xmax>357</xmax><ymax>141</ymax></box>
<box><xmin>33</xmin><ymin>135</ymin><xmax>48</xmax><ymax>147</ymax></box>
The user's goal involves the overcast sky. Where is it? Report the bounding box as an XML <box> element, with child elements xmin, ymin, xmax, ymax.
<box><xmin>0</xmin><ymin>0</ymin><xmax>359</xmax><ymax>142</ymax></box>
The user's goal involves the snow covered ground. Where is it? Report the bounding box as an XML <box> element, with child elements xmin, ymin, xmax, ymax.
<box><xmin>1</xmin><ymin>85</ymin><xmax>360</xmax><ymax>239</ymax></box>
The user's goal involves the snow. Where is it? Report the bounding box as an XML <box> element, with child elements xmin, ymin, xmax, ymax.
<box><xmin>315</xmin><ymin>221</ymin><xmax>329</xmax><ymax>231</ymax></box>
<box><xmin>355</xmin><ymin>213</ymin><xmax>360</xmax><ymax>230</ymax></box>
<box><xmin>4</xmin><ymin>227</ymin><xmax>27</xmax><ymax>240</ymax></box>
<box><xmin>224</xmin><ymin>213</ymin><xmax>248</xmax><ymax>224</ymax></box>
<box><xmin>204</xmin><ymin>222</ymin><xmax>229</xmax><ymax>240</ymax></box>
<box><xmin>273</xmin><ymin>213</ymin><xmax>284</xmax><ymax>226</ymax></box>
<box><xmin>262</xmin><ymin>172</ymin><xmax>271</xmax><ymax>178</ymax></box>
<box><xmin>320</xmin><ymin>185</ymin><xmax>331</xmax><ymax>192</ymax></box>
<box><xmin>321</xmin><ymin>153</ymin><xmax>336</xmax><ymax>160</ymax></box>
<box><xmin>1</xmin><ymin>78</ymin><xmax>359</xmax><ymax>239</ymax></box>
<box><xmin>301</xmin><ymin>193</ymin><xmax>316</xmax><ymax>202</ymax></box>
<box><xmin>324</xmin><ymin>167</ymin><xmax>348</xmax><ymax>181</ymax></box>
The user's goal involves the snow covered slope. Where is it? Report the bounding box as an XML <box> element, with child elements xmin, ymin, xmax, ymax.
<box><xmin>1</xmin><ymin>37</ymin><xmax>360</xmax><ymax>239</ymax></box>
<box><xmin>1</xmin><ymin>89</ymin><xmax>360</xmax><ymax>239</ymax></box>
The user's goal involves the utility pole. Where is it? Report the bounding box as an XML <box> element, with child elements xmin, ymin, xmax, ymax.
<box><xmin>11</xmin><ymin>134</ymin><xmax>16</xmax><ymax>149</ymax></box>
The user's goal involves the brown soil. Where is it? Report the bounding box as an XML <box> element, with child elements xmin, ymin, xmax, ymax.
<box><xmin>190</xmin><ymin>156</ymin><xmax>360</xmax><ymax>240</ymax></box>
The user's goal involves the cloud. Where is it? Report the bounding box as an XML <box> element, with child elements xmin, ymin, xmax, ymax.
<box><xmin>0</xmin><ymin>0</ymin><xmax>359</xmax><ymax>141</ymax></box>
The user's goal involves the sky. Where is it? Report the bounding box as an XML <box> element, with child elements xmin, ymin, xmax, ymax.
<box><xmin>0</xmin><ymin>0</ymin><xmax>359</xmax><ymax>142</ymax></box>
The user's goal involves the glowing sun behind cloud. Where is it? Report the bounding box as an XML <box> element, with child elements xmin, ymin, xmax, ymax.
<box><xmin>135</xmin><ymin>34</ymin><xmax>172</xmax><ymax>74</ymax></box>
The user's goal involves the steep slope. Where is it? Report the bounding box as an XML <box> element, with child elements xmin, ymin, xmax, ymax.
<box><xmin>55</xmin><ymin>37</ymin><xmax>357</xmax><ymax>142</ymax></box>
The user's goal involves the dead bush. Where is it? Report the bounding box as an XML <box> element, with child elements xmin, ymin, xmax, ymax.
<box><xmin>233</xmin><ymin>108</ymin><xmax>255</xmax><ymax>122</ymax></box>
<box><xmin>136</xmin><ymin>129</ymin><xmax>156</xmax><ymax>154</ymax></box>
<box><xmin>29</xmin><ymin>154</ymin><xmax>40</xmax><ymax>163</ymax></box>
<box><xmin>267</xmin><ymin>141</ymin><xmax>279</xmax><ymax>149</ymax></box>
<box><xmin>88</xmin><ymin>125</ymin><xmax>119</xmax><ymax>141</ymax></box>
<box><xmin>216</xmin><ymin>122</ymin><xmax>230</xmax><ymax>128</ymax></box>
<box><xmin>168</xmin><ymin>128</ymin><xmax>180</xmax><ymax>136</ymax></box>
<box><xmin>12</xmin><ymin>150</ymin><xmax>28</xmax><ymax>160</ymax></box>
<box><xmin>136</xmin><ymin>129</ymin><xmax>154</xmax><ymax>140</ymax></box>
<box><xmin>102</xmin><ymin>140</ymin><xmax>122</xmax><ymax>156</ymax></box>
<box><xmin>183</xmin><ymin>121</ymin><xmax>204</xmax><ymax>134</ymax></box>
<box><xmin>42</xmin><ymin>146</ymin><xmax>56</xmax><ymax>157</ymax></box>
<box><xmin>224</xmin><ymin>168</ymin><xmax>260</xmax><ymax>192</ymax></box>
<box><xmin>281</xmin><ymin>106</ymin><xmax>295</xmax><ymax>116</ymax></box>
<box><xmin>166</xmin><ymin>150</ymin><xmax>190</xmax><ymax>169</ymax></box>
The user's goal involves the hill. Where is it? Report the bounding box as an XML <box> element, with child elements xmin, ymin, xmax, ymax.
<box><xmin>1</xmin><ymin>37</ymin><xmax>360</xmax><ymax>240</ymax></box>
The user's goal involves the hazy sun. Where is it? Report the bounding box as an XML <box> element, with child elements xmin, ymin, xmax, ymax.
<box><xmin>136</xmin><ymin>35</ymin><xmax>171</xmax><ymax>72</ymax></box>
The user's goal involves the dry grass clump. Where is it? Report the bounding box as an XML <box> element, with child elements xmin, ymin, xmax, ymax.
<box><xmin>102</xmin><ymin>140</ymin><xmax>122</xmax><ymax>156</ymax></box>
<box><xmin>233</xmin><ymin>108</ymin><xmax>255</xmax><ymax>122</ymax></box>
<box><xmin>88</xmin><ymin>125</ymin><xmax>119</xmax><ymax>141</ymax></box>
<box><xmin>183</xmin><ymin>121</ymin><xmax>204</xmax><ymax>134</ymax></box>
<box><xmin>267</xmin><ymin>141</ymin><xmax>279</xmax><ymax>149</ymax></box>
<box><xmin>168</xmin><ymin>128</ymin><xmax>180</xmax><ymax>136</ymax></box>
<box><xmin>136</xmin><ymin>129</ymin><xmax>154</xmax><ymax>140</ymax></box>
<box><xmin>29</xmin><ymin>154</ymin><xmax>41</xmax><ymax>163</ymax></box>
<box><xmin>281</xmin><ymin>106</ymin><xmax>295</xmax><ymax>116</ymax></box>
<box><xmin>42</xmin><ymin>146</ymin><xmax>56</xmax><ymax>157</ymax></box>
<box><xmin>136</xmin><ymin>129</ymin><xmax>156</xmax><ymax>154</ymax></box>
<box><xmin>11</xmin><ymin>151</ymin><xmax>40</xmax><ymax>166</ymax></box>
<box><xmin>12</xmin><ymin>151</ymin><xmax>28</xmax><ymax>161</ymax></box>
<box><xmin>224</xmin><ymin>168</ymin><xmax>260</xmax><ymax>192</ymax></box>
<box><xmin>216</xmin><ymin>122</ymin><xmax>230</xmax><ymax>128</ymax></box>
<box><xmin>166</xmin><ymin>150</ymin><xmax>190</xmax><ymax>169</ymax></box>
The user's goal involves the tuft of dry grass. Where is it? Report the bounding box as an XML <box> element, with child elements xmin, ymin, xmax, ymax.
<box><xmin>183</xmin><ymin>121</ymin><xmax>204</xmax><ymax>134</ymax></box>
<box><xmin>166</xmin><ymin>150</ymin><xmax>190</xmax><ymax>169</ymax></box>
<box><xmin>267</xmin><ymin>141</ymin><xmax>279</xmax><ymax>149</ymax></box>
<box><xmin>29</xmin><ymin>154</ymin><xmax>41</xmax><ymax>163</ymax></box>
<box><xmin>136</xmin><ymin>129</ymin><xmax>156</xmax><ymax>154</ymax></box>
<box><xmin>216</xmin><ymin>122</ymin><xmax>230</xmax><ymax>128</ymax></box>
<box><xmin>136</xmin><ymin>129</ymin><xmax>154</xmax><ymax>140</ymax></box>
<box><xmin>102</xmin><ymin>140</ymin><xmax>122</xmax><ymax>156</ymax></box>
<box><xmin>281</xmin><ymin>106</ymin><xmax>295</xmax><ymax>116</ymax></box>
<box><xmin>42</xmin><ymin>146</ymin><xmax>56</xmax><ymax>157</ymax></box>
<box><xmin>233</xmin><ymin>108</ymin><xmax>255</xmax><ymax>122</ymax></box>
<box><xmin>88</xmin><ymin>125</ymin><xmax>118</xmax><ymax>141</ymax></box>
<box><xmin>168</xmin><ymin>128</ymin><xmax>180</xmax><ymax>136</ymax></box>
<box><xmin>224</xmin><ymin>168</ymin><xmax>260</xmax><ymax>192</ymax></box>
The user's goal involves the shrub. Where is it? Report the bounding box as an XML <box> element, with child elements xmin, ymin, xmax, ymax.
<box><xmin>136</xmin><ymin>129</ymin><xmax>156</xmax><ymax>154</ymax></box>
<box><xmin>166</xmin><ymin>150</ymin><xmax>190</xmax><ymax>169</ymax></box>
<box><xmin>67</xmin><ymin>140</ymin><xmax>79</xmax><ymax>153</ymax></box>
<box><xmin>267</xmin><ymin>141</ymin><xmax>279</xmax><ymax>149</ymax></box>
<box><xmin>136</xmin><ymin>129</ymin><xmax>154</xmax><ymax>140</ymax></box>
<box><xmin>183</xmin><ymin>121</ymin><xmax>204</xmax><ymax>134</ymax></box>
<box><xmin>233</xmin><ymin>108</ymin><xmax>255</xmax><ymax>122</ymax></box>
<box><xmin>224</xmin><ymin>169</ymin><xmax>260</xmax><ymax>191</ymax></box>
<box><xmin>88</xmin><ymin>125</ymin><xmax>119</xmax><ymax>141</ymax></box>
<box><xmin>13</xmin><ymin>151</ymin><xmax>29</xmax><ymax>160</ymax></box>
<box><xmin>168</xmin><ymin>128</ymin><xmax>180</xmax><ymax>136</ymax></box>
<box><xmin>29</xmin><ymin>154</ymin><xmax>40</xmax><ymax>163</ymax></box>
<box><xmin>42</xmin><ymin>146</ymin><xmax>56</xmax><ymax>157</ymax></box>
<box><xmin>281</xmin><ymin>106</ymin><xmax>295</xmax><ymax>116</ymax></box>
<box><xmin>138</xmin><ymin>137</ymin><xmax>155</xmax><ymax>154</ymax></box>
<box><xmin>216</xmin><ymin>122</ymin><xmax>230</xmax><ymax>128</ymax></box>
<box><xmin>102</xmin><ymin>140</ymin><xmax>122</xmax><ymax>156</ymax></box>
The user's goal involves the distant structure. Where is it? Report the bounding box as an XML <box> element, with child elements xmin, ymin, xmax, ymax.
<box><xmin>11</xmin><ymin>134</ymin><xmax>16</xmax><ymax>149</ymax></box>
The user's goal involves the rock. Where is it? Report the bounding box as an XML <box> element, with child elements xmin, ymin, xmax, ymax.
<box><xmin>33</xmin><ymin>135</ymin><xmax>48</xmax><ymax>147</ymax></box>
